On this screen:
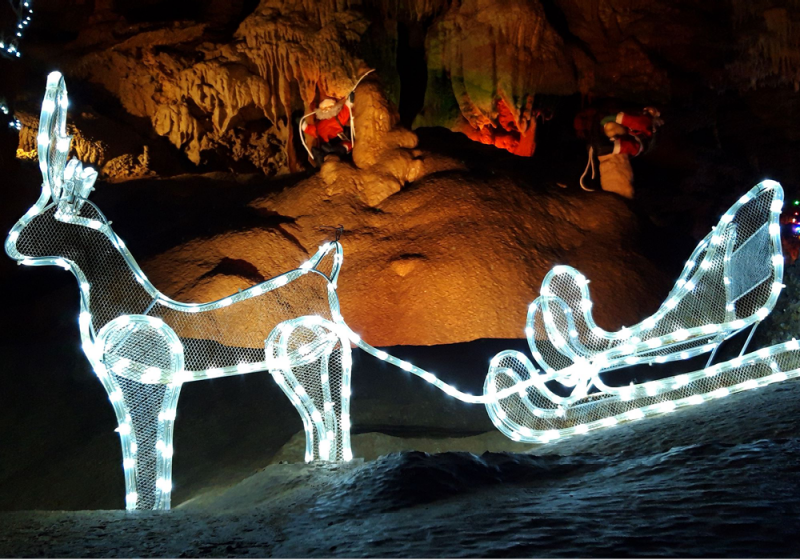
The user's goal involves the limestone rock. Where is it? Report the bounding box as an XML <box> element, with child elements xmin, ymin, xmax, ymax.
<box><xmin>13</xmin><ymin>109</ymin><xmax>155</xmax><ymax>181</ymax></box>
<box><xmin>68</xmin><ymin>1</ymin><xmax>374</xmax><ymax>175</ymax></box>
<box><xmin>144</xmin><ymin>133</ymin><xmax>666</xmax><ymax>347</ymax></box>
<box><xmin>46</xmin><ymin>0</ymin><xmax>692</xmax><ymax>172</ymax></box>
<box><xmin>415</xmin><ymin>0</ymin><xmax>575</xmax><ymax>155</ymax></box>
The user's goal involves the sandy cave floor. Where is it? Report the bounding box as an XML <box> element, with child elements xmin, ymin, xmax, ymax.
<box><xmin>1</xmin><ymin>377</ymin><xmax>799</xmax><ymax>558</ymax></box>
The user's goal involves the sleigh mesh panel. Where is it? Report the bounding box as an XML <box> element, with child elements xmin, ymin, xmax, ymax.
<box><xmin>730</xmin><ymin>223</ymin><xmax>772</xmax><ymax>301</ymax></box>
<box><xmin>15</xmin><ymin>205</ymin><xmax>154</xmax><ymax>330</ymax></box>
<box><xmin>532</xmin><ymin>301</ymin><xmax>581</xmax><ymax>373</ymax></box>
<box><xmin>114</xmin><ymin>374</ymin><xmax>166</xmax><ymax>510</ymax></box>
<box><xmin>529</xmin><ymin>186</ymin><xmax>777</xmax><ymax>375</ymax></box>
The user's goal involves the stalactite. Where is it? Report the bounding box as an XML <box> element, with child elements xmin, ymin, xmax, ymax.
<box><xmin>728</xmin><ymin>0</ymin><xmax>800</xmax><ymax>89</ymax></box>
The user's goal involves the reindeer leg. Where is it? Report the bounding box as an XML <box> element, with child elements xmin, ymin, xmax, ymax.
<box><xmin>96</xmin><ymin>314</ymin><xmax>186</xmax><ymax>510</ymax></box>
<box><xmin>324</xmin><ymin>340</ymin><xmax>353</xmax><ymax>462</ymax></box>
<box><xmin>106</xmin><ymin>374</ymin><xmax>182</xmax><ymax>510</ymax></box>
<box><xmin>266</xmin><ymin>317</ymin><xmax>354</xmax><ymax>462</ymax></box>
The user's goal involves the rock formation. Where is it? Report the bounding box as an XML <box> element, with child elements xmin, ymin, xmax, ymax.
<box><xmin>414</xmin><ymin>0</ymin><xmax>575</xmax><ymax>156</ymax></box>
<box><xmin>142</xmin><ymin>85</ymin><xmax>666</xmax><ymax>347</ymax></box>
<box><xmin>13</xmin><ymin>108</ymin><xmax>155</xmax><ymax>181</ymax></box>
<box><xmin>40</xmin><ymin>0</ymin><xmax>706</xmax><ymax>175</ymax></box>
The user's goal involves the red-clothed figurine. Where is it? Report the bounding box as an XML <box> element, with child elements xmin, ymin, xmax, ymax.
<box><xmin>301</xmin><ymin>97</ymin><xmax>352</xmax><ymax>166</ymax></box>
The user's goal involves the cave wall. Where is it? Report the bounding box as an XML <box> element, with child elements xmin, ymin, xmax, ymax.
<box><xmin>3</xmin><ymin>0</ymin><xmax>799</xmax><ymax>176</ymax></box>
<box><xmin>8</xmin><ymin>0</ymin><xmax>726</xmax><ymax>175</ymax></box>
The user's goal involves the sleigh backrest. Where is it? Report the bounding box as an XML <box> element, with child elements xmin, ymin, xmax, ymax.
<box><xmin>526</xmin><ymin>180</ymin><xmax>784</xmax><ymax>382</ymax></box>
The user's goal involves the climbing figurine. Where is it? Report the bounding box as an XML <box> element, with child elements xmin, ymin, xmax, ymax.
<box><xmin>301</xmin><ymin>96</ymin><xmax>353</xmax><ymax>167</ymax></box>
<box><xmin>577</xmin><ymin>105</ymin><xmax>663</xmax><ymax>199</ymax></box>
<box><xmin>299</xmin><ymin>69</ymin><xmax>375</xmax><ymax>168</ymax></box>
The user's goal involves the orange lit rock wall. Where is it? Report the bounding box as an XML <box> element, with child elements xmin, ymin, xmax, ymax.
<box><xmin>142</xmin><ymin>87</ymin><xmax>667</xmax><ymax>347</ymax></box>
<box><xmin>415</xmin><ymin>0</ymin><xmax>574</xmax><ymax>156</ymax></box>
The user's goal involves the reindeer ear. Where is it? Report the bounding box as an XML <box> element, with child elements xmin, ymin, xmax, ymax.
<box><xmin>38</xmin><ymin>71</ymin><xmax>71</xmax><ymax>202</ymax></box>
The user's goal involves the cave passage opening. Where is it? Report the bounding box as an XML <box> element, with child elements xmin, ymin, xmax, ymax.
<box><xmin>396</xmin><ymin>19</ymin><xmax>429</xmax><ymax>129</ymax></box>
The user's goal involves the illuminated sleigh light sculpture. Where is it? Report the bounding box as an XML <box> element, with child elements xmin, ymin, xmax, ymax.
<box><xmin>484</xmin><ymin>179</ymin><xmax>800</xmax><ymax>443</ymax></box>
<box><xmin>5</xmin><ymin>72</ymin><xmax>355</xmax><ymax>511</ymax></box>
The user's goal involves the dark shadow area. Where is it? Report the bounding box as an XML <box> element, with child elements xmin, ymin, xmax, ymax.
<box><xmin>396</xmin><ymin>20</ymin><xmax>429</xmax><ymax>129</ymax></box>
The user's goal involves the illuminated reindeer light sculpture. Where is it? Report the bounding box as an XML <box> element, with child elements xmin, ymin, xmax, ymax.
<box><xmin>6</xmin><ymin>72</ymin><xmax>356</xmax><ymax>510</ymax></box>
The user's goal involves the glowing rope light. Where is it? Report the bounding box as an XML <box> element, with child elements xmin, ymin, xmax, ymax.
<box><xmin>7</xmin><ymin>71</ymin><xmax>800</xmax><ymax>511</ymax></box>
<box><xmin>479</xmin><ymin>179</ymin><xmax>800</xmax><ymax>442</ymax></box>
<box><xmin>1</xmin><ymin>1</ymin><xmax>34</xmax><ymax>58</ymax></box>
<box><xmin>5</xmin><ymin>73</ymin><xmax>357</xmax><ymax>511</ymax></box>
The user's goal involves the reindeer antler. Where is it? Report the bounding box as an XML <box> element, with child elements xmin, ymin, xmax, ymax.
<box><xmin>39</xmin><ymin>71</ymin><xmax>97</xmax><ymax>215</ymax></box>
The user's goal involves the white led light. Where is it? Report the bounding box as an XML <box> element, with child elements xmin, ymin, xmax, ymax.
<box><xmin>156</xmin><ymin>478</ymin><xmax>172</xmax><ymax>493</ymax></box>
<box><xmin>142</xmin><ymin>367</ymin><xmax>161</xmax><ymax>384</ymax></box>
<box><xmin>673</xmin><ymin>375</ymin><xmax>689</xmax><ymax>387</ymax></box>
<box><xmin>626</xmin><ymin>409</ymin><xmax>644</xmax><ymax>420</ymax></box>
<box><xmin>125</xmin><ymin>492</ymin><xmax>138</xmax><ymax>508</ymax></box>
<box><xmin>6</xmin><ymin>115</ymin><xmax>795</xmax><ymax>511</ymax></box>
<box><xmin>673</xmin><ymin>329</ymin><xmax>689</xmax><ymax>341</ymax></box>
<box><xmin>657</xmin><ymin>401</ymin><xmax>676</xmax><ymax>413</ymax></box>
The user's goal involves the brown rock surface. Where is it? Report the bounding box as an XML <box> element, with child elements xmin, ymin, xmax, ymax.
<box><xmin>415</xmin><ymin>0</ymin><xmax>575</xmax><ymax>141</ymax></box>
<box><xmin>144</xmin><ymin>164</ymin><xmax>666</xmax><ymax>348</ymax></box>
<box><xmin>14</xmin><ymin>108</ymin><xmax>156</xmax><ymax>181</ymax></box>
<box><xmin>143</xmin><ymin>88</ymin><xmax>666</xmax><ymax>347</ymax></box>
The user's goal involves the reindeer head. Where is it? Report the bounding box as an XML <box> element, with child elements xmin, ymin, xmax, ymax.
<box><xmin>5</xmin><ymin>71</ymin><xmax>100</xmax><ymax>266</ymax></box>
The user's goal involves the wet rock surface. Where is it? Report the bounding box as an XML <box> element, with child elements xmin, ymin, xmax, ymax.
<box><xmin>1</xmin><ymin>379</ymin><xmax>799</xmax><ymax>557</ymax></box>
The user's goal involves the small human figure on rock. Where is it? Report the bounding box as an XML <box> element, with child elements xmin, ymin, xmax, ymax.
<box><xmin>575</xmin><ymin>105</ymin><xmax>663</xmax><ymax>199</ymax></box>
<box><xmin>301</xmin><ymin>96</ymin><xmax>353</xmax><ymax>167</ymax></box>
